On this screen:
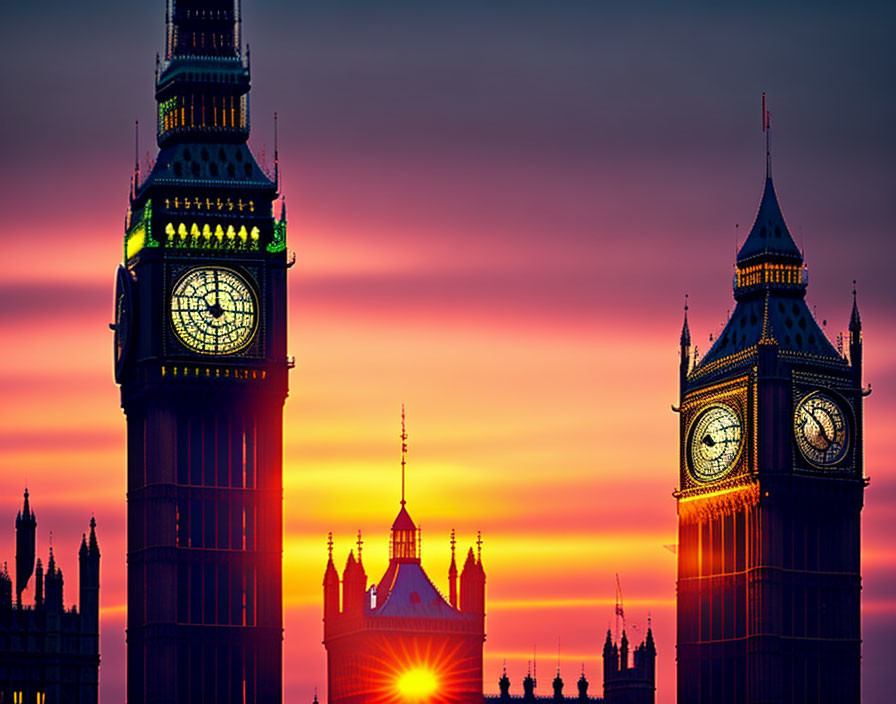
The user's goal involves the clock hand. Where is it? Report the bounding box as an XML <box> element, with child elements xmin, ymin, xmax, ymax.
<box><xmin>809</xmin><ymin>409</ymin><xmax>833</xmax><ymax>448</ymax></box>
<box><xmin>702</xmin><ymin>434</ymin><xmax>716</xmax><ymax>448</ymax></box>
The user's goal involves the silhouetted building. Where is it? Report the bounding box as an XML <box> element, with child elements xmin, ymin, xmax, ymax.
<box><xmin>323</xmin><ymin>414</ymin><xmax>485</xmax><ymax>703</ymax></box>
<box><xmin>483</xmin><ymin>628</ymin><xmax>655</xmax><ymax>704</ymax></box>
<box><xmin>601</xmin><ymin>629</ymin><xmax>655</xmax><ymax>704</ymax></box>
<box><xmin>114</xmin><ymin>1</ymin><xmax>289</xmax><ymax>702</ymax></box>
<box><xmin>675</xmin><ymin>121</ymin><xmax>866</xmax><ymax>702</ymax></box>
<box><xmin>0</xmin><ymin>490</ymin><xmax>100</xmax><ymax>704</ymax></box>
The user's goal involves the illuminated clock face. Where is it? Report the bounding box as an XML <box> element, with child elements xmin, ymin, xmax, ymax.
<box><xmin>794</xmin><ymin>393</ymin><xmax>848</xmax><ymax>466</ymax></box>
<box><xmin>688</xmin><ymin>405</ymin><xmax>743</xmax><ymax>482</ymax></box>
<box><xmin>170</xmin><ymin>267</ymin><xmax>257</xmax><ymax>355</ymax></box>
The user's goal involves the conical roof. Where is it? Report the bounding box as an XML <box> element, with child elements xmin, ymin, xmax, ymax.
<box><xmin>391</xmin><ymin>505</ymin><xmax>417</xmax><ymax>532</ymax></box>
<box><xmin>690</xmin><ymin>173</ymin><xmax>846</xmax><ymax>383</ymax></box>
<box><xmin>737</xmin><ymin>178</ymin><xmax>803</xmax><ymax>265</ymax></box>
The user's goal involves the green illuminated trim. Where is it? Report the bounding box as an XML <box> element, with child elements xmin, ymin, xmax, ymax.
<box><xmin>125</xmin><ymin>199</ymin><xmax>160</xmax><ymax>262</ymax></box>
<box><xmin>267</xmin><ymin>219</ymin><xmax>286</xmax><ymax>253</ymax></box>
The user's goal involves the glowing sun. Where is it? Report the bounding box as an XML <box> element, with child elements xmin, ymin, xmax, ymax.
<box><xmin>396</xmin><ymin>668</ymin><xmax>439</xmax><ymax>700</ymax></box>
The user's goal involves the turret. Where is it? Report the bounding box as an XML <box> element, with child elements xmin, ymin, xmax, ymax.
<box><xmin>577</xmin><ymin>670</ymin><xmax>589</xmax><ymax>701</ymax></box>
<box><xmin>448</xmin><ymin>529</ymin><xmax>458</xmax><ymax>609</ymax></box>
<box><xmin>0</xmin><ymin>563</ymin><xmax>11</xmax><ymax>613</ymax></box>
<box><xmin>498</xmin><ymin>666</ymin><xmax>511</xmax><ymax>701</ymax></box>
<box><xmin>15</xmin><ymin>487</ymin><xmax>36</xmax><ymax>605</ymax></box>
<box><xmin>79</xmin><ymin>517</ymin><xmax>101</xmax><ymax>635</ymax></box>
<box><xmin>45</xmin><ymin>546</ymin><xmax>64</xmax><ymax>612</ymax></box>
<box><xmin>552</xmin><ymin>670</ymin><xmax>564</xmax><ymax>702</ymax></box>
<box><xmin>341</xmin><ymin>550</ymin><xmax>366</xmax><ymax>616</ymax></box>
<box><xmin>603</xmin><ymin>629</ymin><xmax>618</xmax><ymax>680</ymax></box>
<box><xmin>460</xmin><ymin>546</ymin><xmax>485</xmax><ymax>616</ymax></box>
<box><xmin>644</xmin><ymin>626</ymin><xmax>657</xmax><ymax>679</ymax></box>
<box><xmin>680</xmin><ymin>297</ymin><xmax>691</xmax><ymax>397</ymax></box>
<box><xmin>34</xmin><ymin>558</ymin><xmax>43</xmax><ymax>609</ymax></box>
<box><xmin>522</xmin><ymin>671</ymin><xmax>536</xmax><ymax>702</ymax></box>
<box><xmin>323</xmin><ymin>534</ymin><xmax>340</xmax><ymax>623</ymax></box>
<box><xmin>849</xmin><ymin>283</ymin><xmax>862</xmax><ymax>383</ymax></box>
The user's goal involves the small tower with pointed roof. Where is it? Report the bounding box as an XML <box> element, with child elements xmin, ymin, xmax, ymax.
<box><xmin>322</xmin><ymin>409</ymin><xmax>486</xmax><ymax>704</ymax></box>
<box><xmin>15</xmin><ymin>488</ymin><xmax>36</xmax><ymax>606</ymax></box>
<box><xmin>79</xmin><ymin>517</ymin><xmax>101</xmax><ymax>651</ymax></box>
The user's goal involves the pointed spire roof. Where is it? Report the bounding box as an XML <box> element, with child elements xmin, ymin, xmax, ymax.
<box><xmin>849</xmin><ymin>282</ymin><xmax>862</xmax><ymax>332</ymax></box>
<box><xmin>736</xmin><ymin>177</ymin><xmax>803</xmax><ymax>266</ymax></box>
<box><xmin>343</xmin><ymin>549</ymin><xmax>357</xmax><ymax>576</ymax></box>
<box><xmin>391</xmin><ymin>505</ymin><xmax>417</xmax><ymax>531</ymax></box>
<box><xmin>680</xmin><ymin>295</ymin><xmax>691</xmax><ymax>346</ymax></box>
<box><xmin>448</xmin><ymin>529</ymin><xmax>458</xmax><ymax>575</ymax></box>
<box><xmin>80</xmin><ymin>534</ymin><xmax>89</xmax><ymax>557</ymax></box>
<box><xmin>89</xmin><ymin>517</ymin><xmax>100</xmax><ymax>556</ymax></box>
<box><xmin>17</xmin><ymin>487</ymin><xmax>35</xmax><ymax>526</ymax></box>
<box><xmin>462</xmin><ymin>546</ymin><xmax>476</xmax><ymax>572</ymax></box>
<box><xmin>324</xmin><ymin>533</ymin><xmax>339</xmax><ymax>584</ymax></box>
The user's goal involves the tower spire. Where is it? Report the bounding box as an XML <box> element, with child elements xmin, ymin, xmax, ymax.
<box><xmin>680</xmin><ymin>294</ymin><xmax>691</xmax><ymax>347</ymax></box>
<box><xmin>763</xmin><ymin>92</ymin><xmax>772</xmax><ymax>179</ymax></box>
<box><xmin>400</xmin><ymin>404</ymin><xmax>408</xmax><ymax>506</ymax></box>
<box><xmin>849</xmin><ymin>280</ymin><xmax>861</xmax><ymax>333</ymax></box>
<box><xmin>274</xmin><ymin>112</ymin><xmax>281</xmax><ymax>191</ymax></box>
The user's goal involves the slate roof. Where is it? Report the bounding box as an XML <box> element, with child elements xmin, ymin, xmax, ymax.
<box><xmin>737</xmin><ymin>177</ymin><xmax>802</xmax><ymax>264</ymax></box>
<box><xmin>138</xmin><ymin>142</ymin><xmax>275</xmax><ymax>193</ymax></box>
<box><xmin>697</xmin><ymin>293</ymin><xmax>841</xmax><ymax>371</ymax></box>
<box><xmin>371</xmin><ymin>562</ymin><xmax>463</xmax><ymax>620</ymax></box>
<box><xmin>691</xmin><ymin>175</ymin><xmax>847</xmax><ymax>381</ymax></box>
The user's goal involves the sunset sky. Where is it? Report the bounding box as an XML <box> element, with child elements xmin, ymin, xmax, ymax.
<box><xmin>1</xmin><ymin>1</ymin><xmax>894</xmax><ymax>702</ymax></box>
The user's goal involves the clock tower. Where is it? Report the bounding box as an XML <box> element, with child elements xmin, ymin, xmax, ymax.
<box><xmin>675</xmin><ymin>138</ymin><xmax>867</xmax><ymax>701</ymax></box>
<box><xmin>113</xmin><ymin>2</ymin><xmax>289</xmax><ymax>703</ymax></box>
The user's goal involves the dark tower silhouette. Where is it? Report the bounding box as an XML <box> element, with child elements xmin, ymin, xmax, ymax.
<box><xmin>1</xmin><ymin>497</ymin><xmax>100</xmax><ymax>703</ymax></box>
<box><xmin>114</xmin><ymin>1</ymin><xmax>289</xmax><ymax>702</ymax></box>
<box><xmin>79</xmin><ymin>517</ymin><xmax>101</xmax><ymax>695</ymax></box>
<box><xmin>675</xmin><ymin>112</ymin><xmax>866</xmax><ymax>703</ymax></box>
<box><xmin>603</xmin><ymin>629</ymin><xmax>656</xmax><ymax>704</ymax></box>
<box><xmin>15</xmin><ymin>488</ymin><xmax>36</xmax><ymax>605</ymax></box>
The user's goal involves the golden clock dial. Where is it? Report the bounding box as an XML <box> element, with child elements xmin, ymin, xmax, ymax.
<box><xmin>794</xmin><ymin>393</ymin><xmax>848</xmax><ymax>466</ymax></box>
<box><xmin>688</xmin><ymin>404</ymin><xmax>743</xmax><ymax>482</ymax></box>
<box><xmin>170</xmin><ymin>267</ymin><xmax>257</xmax><ymax>355</ymax></box>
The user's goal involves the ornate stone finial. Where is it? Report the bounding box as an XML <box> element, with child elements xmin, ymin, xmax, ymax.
<box><xmin>327</xmin><ymin>532</ymin><xmax>334</xmax><ymax>560</ymax></box>
<box><xmin>356</xmin><ymin>530</ymin><xmax>363</xmax><ymax>561</ymax></box>
<box><xmin>476</xmin><ymin>531</ymin><xmax>483</xmax><ymax>561</ymax></box>
<box><xmin>450</xmin><ymin>528</ymin><xmax>456</xmax><ymax>558</ymax></box>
